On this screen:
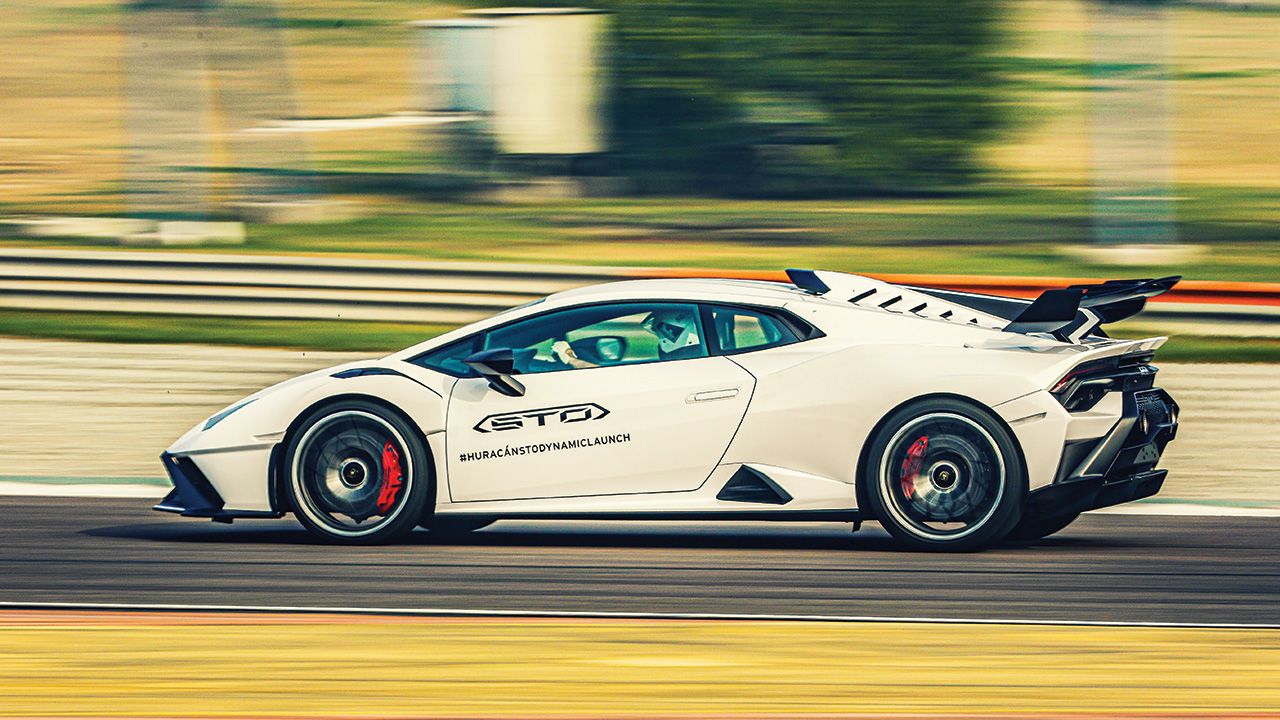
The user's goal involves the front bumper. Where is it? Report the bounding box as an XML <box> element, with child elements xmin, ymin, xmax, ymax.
<box><xmin>1027</xmin><ymin>387</ymin><xmax>1178</xmax><ymax>518</ymax></box>
<box><xmin>154</xmin><ymin>452</ymin><xmax>283</xmax><ymax>523</ymax></box>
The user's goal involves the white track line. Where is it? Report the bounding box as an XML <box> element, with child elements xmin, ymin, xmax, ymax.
<box><xmin>1</xmin><ymin>601</ymin><xmax>1277</xmax><ymax>630</ymax></box>
<box><xmin>1091</xmin><ymin>502</ymin><xmax>1280</xmax><ymax>517</ymax></box>
<box><xmin>0</xmin><ymin>481</ymin><xmax>165</xmax><ymax>499</ymax></box>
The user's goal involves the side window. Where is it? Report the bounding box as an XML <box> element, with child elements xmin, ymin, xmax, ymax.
<box><xmin>709</xmin><ymin>305</ymin><xmax>801</xmax><ymax>354</ymax></box>
<box><xmin>413</xmin><ymin>334</ymin><xmax>483</xmax><ymax>378</ymax></box>
<box><xmin>485</xmin><ymin>302</ymin><xmax>708</xmax><ymax>375</ymax></box>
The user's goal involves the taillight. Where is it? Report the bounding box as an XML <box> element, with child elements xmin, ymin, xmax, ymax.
<box><xmin>1050</xmin><ymin>366</ymin><xmax>1089</xmax><ymax>395</ymax></box>
<box><xmin>1050</xmin><ymin>359</ymin><xmax>1117</xmax><ymax>412</ymax></box>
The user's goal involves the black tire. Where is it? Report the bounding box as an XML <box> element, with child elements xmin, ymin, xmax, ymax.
<box><xmin>420</xmin><ymin>517</ymin><xmax>495</xmax><ymax>537</ymax></box>
<box><xmin>285</xmin><ymin>399</ymin><xmax>433</xmax><ymax>544</ymax></box>
<box><xmin>864</xmin><ymin>397</ymin><xmax>1024</xmax><ymax>552</ymax></box>
<box><xmin>1005</xmin><ymin>512</ymin><xmax>1079</xmax><ymax>543</ymax></box>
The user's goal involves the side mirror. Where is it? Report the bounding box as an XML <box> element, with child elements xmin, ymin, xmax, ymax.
<box><xmin>463</xmin><ymin>348</ymin><xmax>526</xmax><ymax>397</ymax></box>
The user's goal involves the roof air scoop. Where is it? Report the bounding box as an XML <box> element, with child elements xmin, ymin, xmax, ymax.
<box><xmin>786</xmin><ymin>268</ymin><xmax>831</xmax><ymax>295</ymax></box>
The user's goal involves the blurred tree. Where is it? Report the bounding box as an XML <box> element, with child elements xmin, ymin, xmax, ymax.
<box><xmin>545</xmin><ymin>0</ymin><xmax>1007</xmax><ymax>196</ymax></box>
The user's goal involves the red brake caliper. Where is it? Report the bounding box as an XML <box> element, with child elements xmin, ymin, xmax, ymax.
<box><xmin>899</xmin><ymin>435</ymin><xmax>929</xmax><ymax>498</ymax></box>
<box><xmin>376</xmin><ymin>442</ymin><xmax>404</xmax><ymax>514</ymax></box>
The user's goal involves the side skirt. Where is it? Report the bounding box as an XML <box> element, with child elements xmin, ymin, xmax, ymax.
<box><xmin>430</xmin><ymin>509</ymin><xmax>859</xmax><ymax>523</ymax></box>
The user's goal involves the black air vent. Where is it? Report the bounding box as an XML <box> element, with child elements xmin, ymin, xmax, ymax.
<box><xmin>333</xmin><ymin>367</ymin><xmax>404</xmax><ymax>379</ymax></box>
<box><xmin>716</xmin><ymin>466</ymin><xmax>792</xmax><ymax>505</ymax></box>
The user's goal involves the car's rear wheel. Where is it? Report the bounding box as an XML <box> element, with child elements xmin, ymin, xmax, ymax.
<box><xmin>286</xmin><ymin>400</ymin><xmax>431</xmax><ymax>544</ymax></box>
<box><xmin>865</xmin><ymin>398</ymin><xmax>1023</xmax><ymax>552</ymax></box>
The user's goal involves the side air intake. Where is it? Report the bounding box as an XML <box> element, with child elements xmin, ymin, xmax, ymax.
<box><xmin>716</xmin><ymin>466</ymin><xmax>792</xmax><ymax>505</ymax></box>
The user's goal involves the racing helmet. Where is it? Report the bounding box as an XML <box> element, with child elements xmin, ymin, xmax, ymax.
<box><xmin>642</xmin><ymin>307</ymin><xmax>700</xmax><ymax>354</ymax></box>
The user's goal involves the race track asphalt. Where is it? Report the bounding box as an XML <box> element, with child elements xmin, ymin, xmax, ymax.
<box><xmin>2</xmin><ymin>496</ymin><xmax>1277</xmax><ymax>626</ymax></box>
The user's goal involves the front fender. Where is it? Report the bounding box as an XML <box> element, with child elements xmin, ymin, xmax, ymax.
<box><xmin>164</xmin><ymin>362</ymin><xmax>448</xmax><ymax>512</ymax></box>
<box><xmin>170</xmin><ymin>365</ymin><xmax>446</xmax><ymax>456</ymax></box>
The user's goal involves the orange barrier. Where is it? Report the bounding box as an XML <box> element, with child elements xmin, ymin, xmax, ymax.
<box><xmin>627</xmin><ymin>268</ymin><xmax>1280</xmax><ymax>307</ymax></box>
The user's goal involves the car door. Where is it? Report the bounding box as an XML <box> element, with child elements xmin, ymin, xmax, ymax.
<box><xmin>440</xmin><ymin>302</ymin><xmax>756</xmax><ymax>502</ymax></box>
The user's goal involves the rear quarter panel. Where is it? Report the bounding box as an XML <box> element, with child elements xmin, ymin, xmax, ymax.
<box><xmin>722</xmin><ymin>340</ymin><xmax>1052</xmax><ymax>486</ymax></box>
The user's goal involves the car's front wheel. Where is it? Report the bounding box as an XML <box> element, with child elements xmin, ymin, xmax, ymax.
<box><xmin>864</xmin><ymin>398</ymin><xmax>1023</xmax><ymax>552</ymax></box>
<box><xmin>285</xmin><ymin>400</ymin><xmax>432</xmax><ymax>544</ymax></box>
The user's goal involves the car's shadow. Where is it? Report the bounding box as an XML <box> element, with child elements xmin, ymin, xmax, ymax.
<box><xmin>83</xmin><ymin>518</ymin><xmax>1116</xmax><ymax>553</ymax></box>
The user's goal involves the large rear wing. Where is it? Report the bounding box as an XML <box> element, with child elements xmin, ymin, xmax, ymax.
<box><xmin>917</xmin><ymin>276</ymin><xmax>1181</xmax><ymax>343</ymax></box>
<box><xmin>1005</xmin><ymin>277</ymin><xmax>1180</xmax><ymax>341</ymax></box>
<box><xmin>786</xmin><ymin>269</ymin><xmax>1180</xmax><ymax>343</ymax></box>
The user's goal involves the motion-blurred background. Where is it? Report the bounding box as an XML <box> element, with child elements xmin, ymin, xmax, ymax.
<box><xmin>2</xmin><ymin>5</ymin><xmax>1280</xmax><ymax>717</ymax></box>
<box><xmin>3</xmin><ymin>0</ymin><xmax>1279</xmax><ymax>337</ymax></box>
<box><xmin>1</xmin><ymin>0</ymin><xmax>1278</xmax><ymax>486</ymax></box>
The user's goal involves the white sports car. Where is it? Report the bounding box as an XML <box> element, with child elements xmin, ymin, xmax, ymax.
<box><xmin>157</xmin><ymin>269</ymin><xmax>1180</xmax><ymax>550</ymax></box>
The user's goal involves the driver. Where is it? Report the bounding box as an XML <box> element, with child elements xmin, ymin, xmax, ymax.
<box><xmin>642</xmin><ymin>307</ymin><xmax>702</xmax><ymax>358</ymax></box>
<box><xmin>550</xmin><ymin>339</ymin><xmax>600</xmax><ymax>369</ymax></box>
<box><xmin>551</xmin><ymin>307</ymin><xmax>702</xmax><ymax>368</ymax></box>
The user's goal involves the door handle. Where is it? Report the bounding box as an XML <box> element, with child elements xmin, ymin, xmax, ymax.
<box><xmin>687</xmin><ymin>388</ymin><xmax>740</xmax><ymax>403</ymax></box>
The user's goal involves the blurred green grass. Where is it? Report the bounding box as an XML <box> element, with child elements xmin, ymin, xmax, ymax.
<box><xmin>4</xmin><ymin>189</ymin><xmax>1279</xmax><ymax>281</ymax></box>
<box><xmin>1110</xmin><ymin>332</ymin><xmax>1280</xmax><ymax>364</ymax></box>
<box><xmin>3</xmin><ymin>308</ymin><xmax>1276</xmax><ymax>363</ymax></box>
<box><xmin>0</xmin><ymin>309</ymin><xmax>447</xmax><ymax>353</ymax></box>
